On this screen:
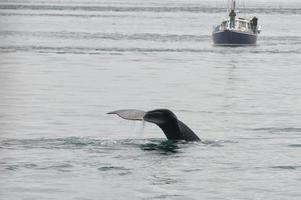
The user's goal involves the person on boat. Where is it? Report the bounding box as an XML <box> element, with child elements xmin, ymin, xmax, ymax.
<box><xmin>250</xmin><ymin>17</ymin><xmax>258</xmax><ymax>33</ymax></box>
<box><xmin>229</xmin><ymin>9</ymin><xmax>236</xmax><ymax>29</ymax></box>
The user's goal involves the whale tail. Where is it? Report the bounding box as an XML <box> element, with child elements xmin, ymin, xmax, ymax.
<box><xmin>107</xmin><ymin>109</ymin><xmax>145</xmax><ymax>121</ymax></box>
<box><xmin>108</xmin><ymin>109</ymin><xmax>201</xmax><ymax>142</ymax></box>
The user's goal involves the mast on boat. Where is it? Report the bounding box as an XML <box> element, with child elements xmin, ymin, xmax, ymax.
<box><xmin>228</xmin><ymin>0</ymin><xmax>236</xmax><ymax>29</ymax></box>
<box><xmin>228</xmin><ymin>0</ymin><xmax>236</xmax><ymax>12</ymax></box>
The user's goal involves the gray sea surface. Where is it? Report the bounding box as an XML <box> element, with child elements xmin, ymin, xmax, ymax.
<box><xmin>1</xmin><ymin>0</ymin><xmax>301</xmax><ymax>199</ymax></box>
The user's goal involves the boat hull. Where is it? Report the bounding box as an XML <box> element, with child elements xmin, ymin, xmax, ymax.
<box><xmin>212</xmin><ymin>30</ymin><xmax>257</xmax><ymax>46</ymax></box>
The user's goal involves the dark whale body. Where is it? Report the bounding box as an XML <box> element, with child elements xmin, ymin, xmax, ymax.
<box><xmin>108</xmin><ymin>109</ymin><xmax>200</xmax><ymax>142</ymax></box>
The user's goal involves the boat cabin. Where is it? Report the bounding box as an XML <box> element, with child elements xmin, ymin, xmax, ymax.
<box><xmin>215</xmin><ymin>17</ymin><xmax>258</xmax><ymax>34</ymax></box>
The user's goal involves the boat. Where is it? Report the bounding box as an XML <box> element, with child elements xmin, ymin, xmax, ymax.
<box><xmin>212</xmin><ymin>0</ymin><xmax>261</xmax><ymax>46</ymax></box>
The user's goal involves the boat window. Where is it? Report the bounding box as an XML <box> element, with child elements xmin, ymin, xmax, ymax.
<box><xmin>235</xmin><ymin>21</ymin><xmax>239</xmax><ymax>28</ymax></box>
<box><xmin>240</xmin><ymin>21</ymin><xmax>246</xmax><ymax>28</ymax></box>
<box><xmin>221</xmin><ymin>21</ymin><xmax>229</xmax><ymax>29</ymax></box>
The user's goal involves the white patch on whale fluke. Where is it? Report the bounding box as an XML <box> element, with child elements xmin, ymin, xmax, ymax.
<box><xmin>107</xmin><ymin>109</ymin><xmax>146</xmax><ymax>121</ymax></box>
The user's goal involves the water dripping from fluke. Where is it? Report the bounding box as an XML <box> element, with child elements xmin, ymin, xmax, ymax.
<box><xmin>137</xmin><ymin>120</ymin><xmax>146</xmax><ymax>138</ymax></box>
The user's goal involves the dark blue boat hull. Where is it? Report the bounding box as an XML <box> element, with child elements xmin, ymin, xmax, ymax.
<box><xmin>212</xmin><ymin>30</ymin><xmax>257</xmax><ymax>46</ymax></box>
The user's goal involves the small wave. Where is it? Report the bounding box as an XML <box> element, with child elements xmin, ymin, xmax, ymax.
<box><xmin>288</xmin><ymin>144</ymin><xmax>301</xmax><ymax>148</ymax></box>
<box><xmin>4</xmin><ymin>165</ymin><xmax>19</xmax><ymax>171</ymax></box>
<box><xmin>260</xmin><ymin>36</ymin><xmax>301</xmax><ymax>41</ymax></box>
<box><xmin>0</xmin><ymin>137</ymin><xmax>111</xmax><ymax>150</ymax></box>
<box><xmin>0</xmin><ymin>31</ymin><xmax>210</xmax><ymax>42</ymax></box>
<box><xmin>0</xmin><ymin>45</ymin><xmax>212</xmax><ymax>54</ymax></box>
<box><xmin>2</xmin><ymin>162</ymin><xmax>74</xmax><ymax>172</ymax></box>
<box><xmin>0</xmin><ymin>12</ymin><xmax>125</xmax><ymax>18</ymax></box>
<box><xmin>0</xmin><ymin>4</ymin><xmax>300</xmax><ymax>15</ymax></box>
<box><xmin>253</xmin><ymin>127</ymin><xmax>301</xmax><ymax>133</ymax></box>
<box><xmin>0</xmin><ymin>137</ymin><xmax>168</xmax><ymax>151</ymax></box>
<box><xmin>0</xmin><ymin>137</ymin><xmax>209</xmax><ymax>155</ymax></box>
<box><xmin>249</xmin><ymin>49</ymin><xmax>301</xmax><ymax>54</ymax></box>
<box><xmin>1</xmin><ymin>45</ymin><xmax>299</xmax><ymax>55</ymax></box>
<box><xmin>38</xmin><ymin>163</ymin><xmax>74</xmax><ymax>172</ymax></box>
<box><xmin>140</xmin><ymin>140</ymin><xmax>180</xmax><ymax>153</ymax></box>
<box><xmin>97</xmin><ymin>166</ymin><xmax>129</xmax><ymax>172</ymax></box>
<box><xmin>150</xmin><ymin>175</ymin><xmax>180</xmax><ymax>185</ymax></box>
<box><xmin>271</xmin><ymin>165</ymin><xmax>301</xmax><ymax>170</ymax></box>
<box><xmin>0</xmin><ymin>5</ymin><xmax>224</xmax><ymax>13</ymax></box>
<box><xmin>151</xmin><ymin>194</ymin><xmax>184</xmax><ymax>199</ymax></box>
<box><xmin>201</xmin><ymin>139</ymin><xmax>238</xmax><ymax>146</ymax></box>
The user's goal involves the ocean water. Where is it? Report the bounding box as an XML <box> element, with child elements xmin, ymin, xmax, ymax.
<box><xmin>1</xmin><ymin>0</ymin><xmax>301</xmax><ymax>199</ymax></box>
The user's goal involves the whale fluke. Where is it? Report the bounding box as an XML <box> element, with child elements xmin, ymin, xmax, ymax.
<box><xmin>108</xmin><ymin>109</ymin><xmax>201</xmax><ymax>142</ymax></box>
<box><xmin>107</xmin><ymin>109</ymin><xmax>146</xmax><ymax>121</ymax></box>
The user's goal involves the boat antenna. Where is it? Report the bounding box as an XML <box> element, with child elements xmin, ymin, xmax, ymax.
<box><xmin>230</xmin><ymin>0</ymin><xmax>236</xmax><ymax>11</ymax></box>
<box><xmin>227</xmin><ymin>0</ymin><xmax>230</xmax><ymax>13</ymax></box>
<box><xmin>243</xmin><ymin>0</ymin><xmax>246</xmax><ymax>18</ymax></box>
<box><xmin>227</xmin><ymin>0</ymin><xmax>236</xmax><ymax>13</ymax></box>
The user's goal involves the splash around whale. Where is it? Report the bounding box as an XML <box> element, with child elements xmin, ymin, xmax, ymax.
<box><xmin>107</xmin><ymin>109</ymin><xmax>201</xmax><ymax>142</ymax></box>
